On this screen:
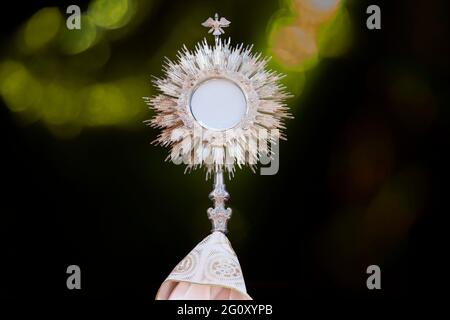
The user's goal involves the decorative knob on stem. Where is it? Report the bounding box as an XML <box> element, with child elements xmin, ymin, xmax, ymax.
<box><xmin>207</xmin><ymin>170</ymin><xmax>232</xmax><ymax>233</ymax></box>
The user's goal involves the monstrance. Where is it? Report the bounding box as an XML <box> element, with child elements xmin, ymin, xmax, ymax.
<box><xmin>145</xmin><ymin>13</ymin><xmax>292</xmax><ymax>300</ymax></box>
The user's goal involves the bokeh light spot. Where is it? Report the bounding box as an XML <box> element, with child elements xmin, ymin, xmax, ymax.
<box><xmin>317</xmin><ymin>6</ymin><xmax>352</xmax><ymax>58</ymax></box>
<box><xmin>59</xmin><ymin>15</ymin><xmax>97</xmax><ymax>55</ymax></box>
<box><xmin>88</xmin><ymin>0</ymin><xmax>130</xmax><ymax>29</ymax></box>
<box><xmin>23</xmin><ymin>8</ymin><xmax>62</xmax><ymax>52</ymax></box>
<box><xmin>0</xmin><ymin>60</ymin><xmax>42</xmax><ymax>112</ymax></box>
<box><xmin>270</xmin><ymin>25</ymin><xmax>318</xmax><ymax>71</ymax></box>
<box><xmin>85</xmin><ymin>84</ymin><xmax>129</xmax><ymax>126</ymax></box>
<box><xmin>294</xmin><ymin>0</ymin><xmax>340</xmax><ymax>25</ymax></box>
<box><xmin>40</xmin><ymin>83</ymin><xmax>80</xmax><ymax>125</ymax></box>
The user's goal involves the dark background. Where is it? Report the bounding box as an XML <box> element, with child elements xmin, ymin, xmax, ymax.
<box><xmin>1</xmin><ymin>0</ymin><xmax>448</xmax><ymax>305</ymax></box>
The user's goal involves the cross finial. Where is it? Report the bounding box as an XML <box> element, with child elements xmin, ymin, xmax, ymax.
<box><xmin>201</xmin><ymin>13</ymin><xmax>231</xmax><ymax>43</ymax></box>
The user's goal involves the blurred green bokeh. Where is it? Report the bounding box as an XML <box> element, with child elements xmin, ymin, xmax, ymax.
<box><xmin>0</xmin><ymin>0</ymin><xmax>350</xmax><ymax>139</ymax></box>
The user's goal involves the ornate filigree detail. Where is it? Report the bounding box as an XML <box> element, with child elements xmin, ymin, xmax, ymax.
<box><xmin>157</xmin><ymin>231</ymin><xmax>251</xmax><ymax>300</ymax></box>
<box><xmin>144</xmin><ymin>38</ymin><xmax>292</xmax><ymax>175</ymax></box>
<box><xmin>207</xmin><ymin>170</ymin><xmax>232</xmax><ymax>233</ymax></box>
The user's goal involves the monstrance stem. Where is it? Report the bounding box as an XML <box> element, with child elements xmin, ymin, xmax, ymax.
<box><xmin>207</xmin><ymin>169</ymin><xmax>232</xmax><ymax>233</ymax></box>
